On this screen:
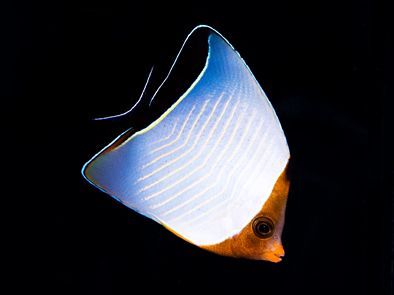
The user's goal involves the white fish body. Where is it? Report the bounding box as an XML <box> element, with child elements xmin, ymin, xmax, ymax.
<box><xmin>82</xmin><ymin>30</ymin><xmax>290</xmax><ymax>248</ymax></box>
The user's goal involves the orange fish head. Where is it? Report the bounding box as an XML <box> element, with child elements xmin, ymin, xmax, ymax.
<box><xmin>202</xmin><ymin>167</ymin><xmax>290</xmax><ymax>262</ymax></box>
<box><xmin>248</xmin><ymin>214</ymin><xmax>287</xmax><ymax>262</ymax></box>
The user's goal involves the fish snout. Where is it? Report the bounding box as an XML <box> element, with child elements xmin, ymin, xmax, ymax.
<box><xmin>263</xmin><ymin>241</ymin><xmax>285</xmax><ymax>263</ymax></box>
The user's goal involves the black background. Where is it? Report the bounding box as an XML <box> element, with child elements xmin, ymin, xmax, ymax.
<box><xmin>2</xmin><ymin>0</ymin><xmax>392</xmax><ymax>294</ymax></box>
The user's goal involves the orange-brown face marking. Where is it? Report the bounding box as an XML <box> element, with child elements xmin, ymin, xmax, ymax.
<box><xmin>202</xmin><ymin>166</ymin><xmax>290</xmax><ymax>262</ymax></box>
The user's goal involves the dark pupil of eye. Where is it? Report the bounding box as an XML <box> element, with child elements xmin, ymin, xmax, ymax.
<box><xmin>257</xmin><ymin>222</ymin><xmax>271</xmax><ymax>234</ymax></box>
<box><xmin>252</xmin><ymin>217</ymin><xmax>274</xmax><ymax>238</ymax></box>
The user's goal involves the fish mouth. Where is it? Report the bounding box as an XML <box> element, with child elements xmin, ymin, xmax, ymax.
<box><xmin>261</xmin><ymin>241</ymin><xmax>285</xmax><ymax>263</ymax></box>
<box><xmin>269</xmin><ymin>254</ymin><xmax>283</xmax><ymax>263</ymax></box>
<box><xmin>262</xmin><ymin>251</ymin><xmax>284</xmax><ymax>263</ymax></box>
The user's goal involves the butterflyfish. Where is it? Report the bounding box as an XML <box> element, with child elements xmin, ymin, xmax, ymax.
<box><xmin>82</xmin><ymin>25</ymin><xmax>290</xmax><ymax>262</ymax></box>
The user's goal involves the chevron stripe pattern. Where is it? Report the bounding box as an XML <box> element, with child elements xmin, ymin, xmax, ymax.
<box><xmin>83</xmin><ymin>33</ymin><xmax>290</xmax><ymax>245</ymax></box>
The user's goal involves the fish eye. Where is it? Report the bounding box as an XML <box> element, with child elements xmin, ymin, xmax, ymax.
<box><xmin>252</xmin><ymin>217</ymin><xmax>274</xmax><ymax>239</ymax></box>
